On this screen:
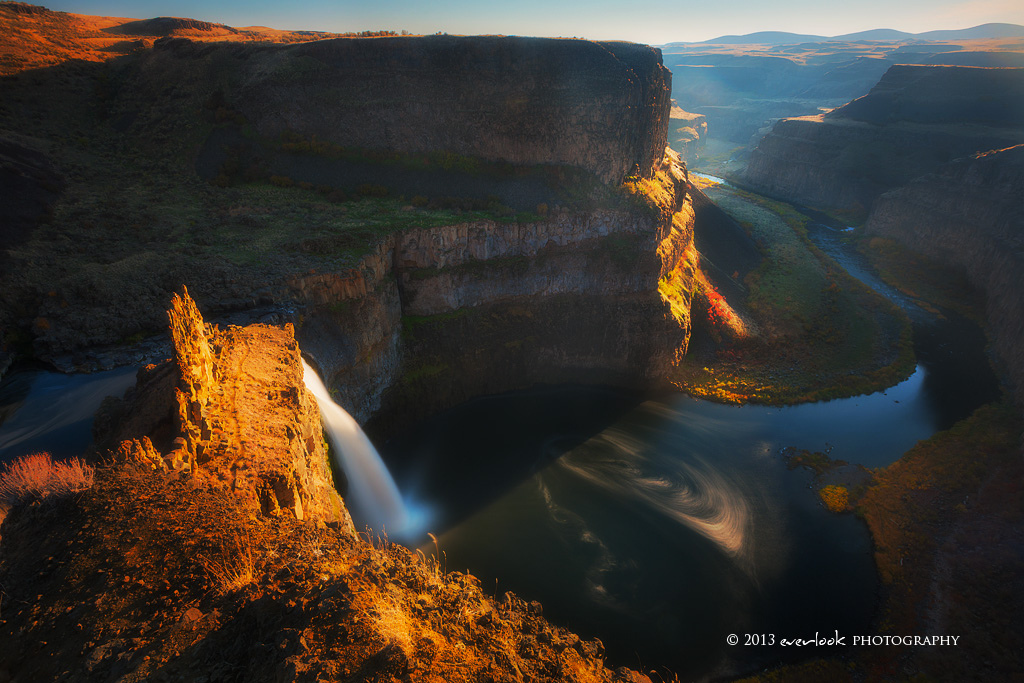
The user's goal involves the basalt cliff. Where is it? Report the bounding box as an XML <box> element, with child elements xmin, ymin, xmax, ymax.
<box><xmin>863</xmin><ymin>144</ymin><xmax>1024</xmax><ymax>404</ymax></box>
<box><xmin>297</xmin><ymin>155</ymin><xmax>694</xmax><ymax>432</ymax></box>
<box><xmin>742</xmin><ymin>65</ymin><xmax>1024</xmax><ymax>217</ymax></box>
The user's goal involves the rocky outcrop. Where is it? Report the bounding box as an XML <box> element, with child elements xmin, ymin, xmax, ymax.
<box><xmin>94</xmin><ymin>288</ymin><xmax>350</xmax><ymax>526</ymax></box>
<box><xmin>0</xmin><ymin>292</ymin><xmax>656</xmax><ymax>683</ymax></box>
<box><xmin>743</xmin><ymin>65</ymin><xmax>1024</xmax><ymax>216</ymax></box>
<box><xmin>863</xmin><ymin>145</ymin><xmax>1024</xmax><ymax>403</ymax></box>
<box><xmin>141</xmin><ymin>35</ymin><xmax>671</xmax><ymax>184</ymax></box>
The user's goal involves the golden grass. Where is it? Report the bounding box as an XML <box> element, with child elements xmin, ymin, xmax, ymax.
<box><xmin>200</xmin><ymin>533</ymin><xmax>256</xmax><ymax>594</ymax></box>
<box><xmin>0</xmin><ymin>452</ymin><xmax>95</xmax><ymax>506</ymax></box>
<box><xmin>354</xmin><ymin>582</ymin><xmax>424</xmax><ymax>656</ymax></box>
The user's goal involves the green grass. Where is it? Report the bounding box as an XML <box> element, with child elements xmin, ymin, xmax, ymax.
<box><xmin>674</xmin><ymin>183</ymin><xmax>914</xmax><ymax>404</ymax></box>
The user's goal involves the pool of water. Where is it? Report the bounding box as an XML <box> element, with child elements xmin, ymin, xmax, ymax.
<box><xmin>378</xmin><ymin>376</ymin><xmax>946</xmax><ymax>680</ymax></box>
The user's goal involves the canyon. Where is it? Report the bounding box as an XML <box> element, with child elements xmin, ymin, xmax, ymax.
<box><xmin>863</xmin><ymin>144</ymin><xmax>1024</xmax><ymax>404</ymax></box>
<box><xmin>0</xmin><ymin>6</ymin><xmax>701</xmax><ymax>681</ymax></box>
<box><xmin>739</xmin><ymin>64</ymin><xmax>1024</xmax><ymax>409</ymax></box>
<box><xmin>2</xmin><ymin>4</ymin><xmax>1024</xmax><ymax>682</ymax></box>
<box><xmin>663</xmin><ymin>28</ymin><xmax>1024</xmax><ymax>172</ymax></box>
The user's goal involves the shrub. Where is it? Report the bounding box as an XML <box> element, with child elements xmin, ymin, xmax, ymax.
<box><xmin>269</xmin><ymin>175</ymin><xmax>294</xmax><ymax>188</ymax></box>
<box><xmin>818</xmin><ymin>485</ymin><xmax>849</xmax><ymax>513</ymax></box>
<box><xmin>0</xmin><ymin>452</ymin><xmax>95</xmax><ymax>507</ymax></box>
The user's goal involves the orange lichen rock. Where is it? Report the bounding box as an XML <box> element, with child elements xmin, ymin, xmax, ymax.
<box><xmin>101</xmin><ymin>288</ymin><xmax>350</xmax><ymax>529</ymax></box>
<box><xmin>168</xmin><ymin>287</ymin><xmax>216</xmax><ymax>472</ymax></box>
<box><xmin>112</xmin><ymin>436</ymin><xmax>166</xmax><ymax>471</ymax></box>
<box><xmin>166</xmin><ymin>288</ymin><xmax>349</xmax><ymax>527</ymax></box>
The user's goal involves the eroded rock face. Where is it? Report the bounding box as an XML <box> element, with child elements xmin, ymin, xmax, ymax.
<box><xmin>827</xmin><ymin>64</ymin><xmax>1024</xmax><ymax>127</ymax></box>
<box><xmin>96</xmin><ymin>288</ymin><xmax>351</xmax><ymax>528</ymax></box>
<box><xmin>742</xmin><ymin>65</ymin><xmax>1024</xmax><ymax>216</ymax></box>
<box><xmin>863</xmin><ymin>144</ymin><xmax>1024</xmax><ymax>403</ymax></box>
<box><xmin>141</xmin><ymin>35</ymin><xmax>671</xmax><ymax>185</ymax></box>
<box><xmin>295</xmin><ymin>154</ymin><xmax>697</xmax><ymax>431</ymax></box>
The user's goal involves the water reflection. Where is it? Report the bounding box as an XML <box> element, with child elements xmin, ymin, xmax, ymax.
<box><xmin>0</xmin><ymin>365</ymin><xmax>137</xmax><ymax>464</ymax></box>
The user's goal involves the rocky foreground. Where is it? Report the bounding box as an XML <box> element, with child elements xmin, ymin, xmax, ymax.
<box><xmin>0</xmin><ymin>292</ymin><xmax>651</xmax><ymax>683</ymax></box>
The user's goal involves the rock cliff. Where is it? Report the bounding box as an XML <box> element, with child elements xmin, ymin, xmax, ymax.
<box><xmin>296</xmin><ymin>154</ymin><xmax>696</xmax><ymax>430</ymax></box>
<box><xmin>863</xmin><ymin>145</ymin><xmax>1024</xmax><ymax>403</ymax></box>
<box><xmin>743</xmin><ymin>65</ymin><xmax>1024</xmax><ymax>216</ymax></box>
<box><xmin>827</xmin><ymin>64</ymin><xmax>1024</xmax><ymax>127</ymax></box>
<box><xmin>0</xmin><ymin>11</ymin><xmax>699</xmax><ymax>457</ymax></box>
<box><xmin>142</xmin><ymin>35</ymin><xmax>671</xmax><ymax>185</ymax></box>
<box><xmin>668</xmin><ymin>103</ymin><xmax>707</xmax><ymax>164</ymax></box>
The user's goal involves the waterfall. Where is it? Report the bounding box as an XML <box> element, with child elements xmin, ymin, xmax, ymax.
<box><xmin>301</xmin><ymin>360</ymin><xmax>410</xmax><ymax>535</ymax></box>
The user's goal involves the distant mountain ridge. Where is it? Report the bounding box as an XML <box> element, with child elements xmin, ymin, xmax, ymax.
<box><xmin>667</xmin><ymin>22</ymin><xmax>1024</xmax><ymax>46</ymax></box>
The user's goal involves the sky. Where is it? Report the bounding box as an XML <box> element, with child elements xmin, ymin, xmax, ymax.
<box><xmin>41</xmin><ymin>0</ymin><xmax>1024</xmax><ymax>44</ymax></box>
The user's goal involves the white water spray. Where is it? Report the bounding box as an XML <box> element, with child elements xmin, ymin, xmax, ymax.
<box><xmin>301</xmin><ymin>360</ymin><xmax>409</xmax><ymax>534</ymax></box>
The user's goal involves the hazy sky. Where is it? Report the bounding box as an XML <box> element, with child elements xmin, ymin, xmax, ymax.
<box><xmin>42</xmin><ymin>0</ymin><xmax>1024</xmax><ymax>44</ymax></box>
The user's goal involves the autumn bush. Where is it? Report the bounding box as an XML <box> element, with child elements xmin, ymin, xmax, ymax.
<box><xmin>818</xmin><ymin>485</ymin><xmax>849</xmax><ymax>513</ymax></box>
<box><xmin>0</xmin><ymin>452</ymin><xmax>95</xmax><ymax>507</ymax></box>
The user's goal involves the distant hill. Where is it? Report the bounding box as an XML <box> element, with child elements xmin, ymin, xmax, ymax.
<box><xmin>916</xmin><ymin>23</ymin><xmax>1024</xmax><ymax>40</ymax></box>
<box><xmin>686</xmin><ymin>22</ymin><xmax>1024</xmax><ymax>45</ymax></box>
<box><xmin>833</xmin><ymin>28</ymin><xmax>914</xmax><ymax>41</ymax></box>
<box><xmin>685</xmin><ymin>31</ymin><xmax>826</xmax><ymax>45</ymax></box>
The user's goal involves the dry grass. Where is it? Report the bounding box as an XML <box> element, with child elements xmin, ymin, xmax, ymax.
<box><xmin>0</xmin><ymin>452</ymin><xmax>95</xmax><ymax>507</ymax></box>
<box><xmin>200</xmin><ymin>533</ymin><xmax>256</xmax><ymax>594</ymax></box>
<box><xmin>354</xmin><ymin>582</ymin><xmax>424</xmax><ymax>656</ymax></box>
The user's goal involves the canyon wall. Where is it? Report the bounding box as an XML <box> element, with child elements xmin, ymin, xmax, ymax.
<box><xmin>3</xmin><ymin>30</ymin><xmax>696</xmax><ymax>437</ymax></box>
<box><xmin>142</xmin><ymin>35</ymin><xmax>672</xmax><ymax>185</ymax></box>
<box><xmin>296</xmin><ymin>155</ymin><xmax>696</xmax><ymax>432</ymax></box>
<box><xmin>743</xmin><ymin>65</ymin><xmax>1024</xmax><ymax>216</ymax></box>
<box><xmin>863</xmin><ymin>145</ymin><xmax>1024</xmax><ymax>403</ymax></box>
